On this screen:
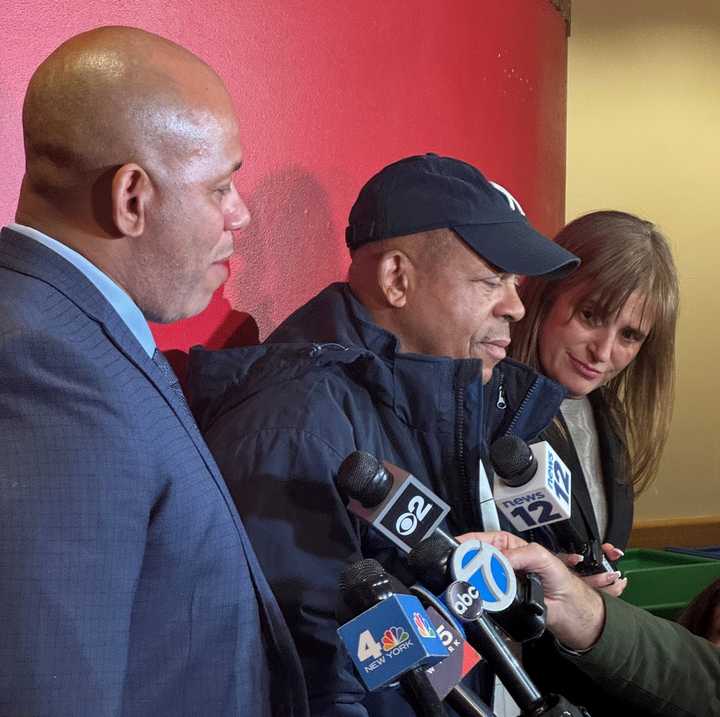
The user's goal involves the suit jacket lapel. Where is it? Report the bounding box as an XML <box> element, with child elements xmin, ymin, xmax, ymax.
<box><xmin>1</xmin><ymin>227</ymin><xmax>310</xmax><ymax>712</ymax></box>
<box><xmin>0</xmin><ymin>227</ymin><xmax>239</xmax><ymax>520</ymax></box>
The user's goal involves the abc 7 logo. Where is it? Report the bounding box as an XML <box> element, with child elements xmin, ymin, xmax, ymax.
<box><xmin>450</xmin><ymin>539</ymin><xmax>517</xmax><ymax>613</ymax></box>
<box><xmin>446</xmin><ymin>581</ymin><xmax>482</xmax><ymax>621</ymax></box>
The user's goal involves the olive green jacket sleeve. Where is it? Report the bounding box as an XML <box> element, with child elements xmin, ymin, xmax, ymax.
<box><xmin>563</xmin><ymin>593</ymin><xmax>720</xmax><ymax>716</ymax></box>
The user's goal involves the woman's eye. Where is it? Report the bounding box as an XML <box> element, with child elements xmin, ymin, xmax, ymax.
<box><xmin>577</xmin><ymin>307</ymin><xmax>604</xmax><ymax>328</ymax></box>
<box><xmin>216</xmin><ymin>185</ymin><xmax>232</xmax><ymax>196</ymax></box>
<box><xmin>622</xmin><ymin>328</ymin><xmax>644</xmax><ymax>342</ymax></box>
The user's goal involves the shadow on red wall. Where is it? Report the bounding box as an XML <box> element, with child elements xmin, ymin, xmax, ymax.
<box><xmin>153</xmin><ymin>164</ymin><xmax>347</xmax><ymax>355</ymax></box>
<box><xmin>224</xmin><ymin>164</ymin><xmax>348</xmax><ymax>341</ymax></box>
<box><xmin>158</xmin><ymin>165</ymin><xmax>347</xmax><ymax>384</ymax></box>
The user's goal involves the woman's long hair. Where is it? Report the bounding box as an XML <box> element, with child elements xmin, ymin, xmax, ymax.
<box><xmin>510</xmin><ymin>210</ymin><xmax>679</xmax><ymax>494</ymax></box>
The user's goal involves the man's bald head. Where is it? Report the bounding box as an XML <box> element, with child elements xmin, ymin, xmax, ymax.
<box><xmin>16</xmin><ymin>26</ymin><xmax>249</xmax><ymax>323</ymax></box>
<box><xmin>22</xmin><ymin>26</ymin><xmax>234</xmax><ymax>205</ymax></box>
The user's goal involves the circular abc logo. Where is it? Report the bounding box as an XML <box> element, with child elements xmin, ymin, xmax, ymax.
<box><xmin>445</xmin><ymin>580</ymin><xmax>483</xmax><ymax>622</ymax></box>
<box><xmin>450</xmin><ymin>539</ymin><xmax>517</xmax><ymax>613</ymax></box>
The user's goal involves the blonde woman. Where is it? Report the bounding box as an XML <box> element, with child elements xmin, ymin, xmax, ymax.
<box><xmin>510</xmin><ymin>210</ymin><xmax>679</xmax><ymax>592</ymax></box>
<box><xmin>510</xmin><ymin>210</ymin><xmax>679</xmax><ymax>717</ymax></box>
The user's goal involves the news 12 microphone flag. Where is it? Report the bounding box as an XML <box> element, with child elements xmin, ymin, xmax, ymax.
<box><xmin>337</xmin><ymin>594</ymin><xmax>449</xmax><ymax>691</ymax></box>
<box><xmin>493</xmin><ymin>441</ymin><xmax>572</xmax><ymax>532</ymax></box>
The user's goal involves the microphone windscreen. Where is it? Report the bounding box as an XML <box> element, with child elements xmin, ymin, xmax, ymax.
<box><xmin>337</xmin><ymin>451</ymin><xmax>392</xmax><ymax>507</ymax></box>
<box><xmin>338</xmin><ymin>558</ymin><xmax>400</xmax><ymax>619</ymax></box>
<box><xmin>489</xmin><ymin>435</ymin><xmax>536</xmax><ymax>487</ymax></box>
<box><xmin>407</xmin><ymin>533</ymin><xmax>455</xmax><ymax>594</ymax></box>
<box><xmin>339</xmin><ymin>557</ymin><xmax>385</xmax><ymax>595</ymax></box>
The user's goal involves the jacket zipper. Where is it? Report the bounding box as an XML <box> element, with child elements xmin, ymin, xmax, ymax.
<box><xmin>308</xmin><ymin>342</ymin><xmax>348</xmax><ymax>357</ymax></box>
<box><xmin>454</xmin><ymin>381</ymin><xmax>467</xmax><ymax>497</ymax></box>
<box><xmin>502</xmin><ymin>379</ymin><xmax>539</xmax><ymax>436</ymax></box>
<box><xmin>454</xmin><ymin>364</ymin><xmax>481</xmax><ymax>531</ymax></box>
<box><xmin>497</xmin><ymin>379</ymin><xmax>507</xmax><ymax>409</ymax></box>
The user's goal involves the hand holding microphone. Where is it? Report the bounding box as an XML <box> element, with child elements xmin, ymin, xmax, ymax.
<box><xmin>337</xmin><ymin>451</ymin><xmax>547</xmax><ymax>642</ymax></box>
<box><xmin>335</xmin><ymin>452</ymin><xmax>590</xmax><ymax>716</ymax></box>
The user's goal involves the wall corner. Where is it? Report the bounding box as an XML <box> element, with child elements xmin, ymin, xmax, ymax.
<box><xmin>550</xmin><ymin>0</ymin><xmax>571</xmax><ymax>36</ymax></box>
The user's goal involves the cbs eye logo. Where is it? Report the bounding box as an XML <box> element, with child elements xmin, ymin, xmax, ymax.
<box><xmin>376</xmin><ymin>477</ymin><xmax>450</xmax><ymax>552</ymax></box>
<box><xmin>395</xmin><ymin>496</ymin><xmax>434</xmax><ymax>536</ymax></box>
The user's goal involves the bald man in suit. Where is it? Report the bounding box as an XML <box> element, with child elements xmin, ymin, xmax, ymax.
<box><xmin>0</xmin><ymin>27</ymin><xmax>308</xmax><ymax>717</ymax></box>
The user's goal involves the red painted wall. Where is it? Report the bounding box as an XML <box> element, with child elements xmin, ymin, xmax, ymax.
<box><xmin>0</xmin><ymin>1</ymin><xmax>568</xmax><ymax>352</ymax></box>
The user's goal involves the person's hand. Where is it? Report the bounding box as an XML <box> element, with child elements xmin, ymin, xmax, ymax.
<box><xmin>586</xmin><ymin>542</ymin><xmax>627</xmax><ymax>596</ymax></box>
<box><xmin>601</xmin><ymin>542</ymin><xmax>625</xmax><ymax>563</ymax></box>
<box><xmin>558</xmin><ymin>550</ymin><xmax>628</xmax><ymax>597</ymax></box>
<box><xmin>583</xmin><ymin>571</ymin><xmax>627</xmax><ymax>597</ymax></box>
<box><xmin>491</xmin><ymin>541</ymin><xmax>606</xmax><ymax>651</ymax></box>
<box><xmin>455</xmin><ymin>530</ymin><xmax>528</xmax><ymax>551</ymax></box>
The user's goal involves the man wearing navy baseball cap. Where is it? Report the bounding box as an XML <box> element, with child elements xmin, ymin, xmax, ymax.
<box><xmin>189</xmin><ymin>154</ymin><xmax>579</xmax><ymax>716</ymax></box>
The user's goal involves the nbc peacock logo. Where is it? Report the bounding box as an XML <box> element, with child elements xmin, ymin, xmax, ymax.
<box><xmin>382</xmin><ymin>626</ymin><xmax>409</xmax><ymax>651</ymax></box>
<box><xmin>412</xmin><ymin>611</ymin><xmax>436</xmax><ymax>639</ymax></box>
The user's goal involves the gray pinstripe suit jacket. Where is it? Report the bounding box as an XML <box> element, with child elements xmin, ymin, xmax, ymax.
<box><xmin>0</xmin><ymin>227</ymin><xmax>309</xmax><ymax>717</ymax></box>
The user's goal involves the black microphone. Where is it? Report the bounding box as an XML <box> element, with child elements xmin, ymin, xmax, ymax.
<box><xmin>407</xmin><ymin>530</ymin><xmax>545</xmax><ymax>644</ymax></box>
<box><xmin>337</xmin><ymin>451</ymin><xmax>451</xmax><ymax>553</ymax></box>
<box><xmin>338</xmin><ymin>454</ymin><xmax>590</xmax><ymax>716</ymax></box>
<box><xmin>490</xmin><ymin>437</ymin><xmax>613</xmax><ymax>576</ymax></box>
<box><xmin>406</xmin><ymin>535</ymin><xmax>547</xmax><ymax>712</ymax></box>
<box><xmin>441</xmin><ymin>579</ymin><xmax>590</xmax><ymax>717</ymax></box>
<box><xmin>338</xmin><ymin>559</ymin><xmax>449</xmax><ymax>717</ymax></box>
<box><xmin>339</xmin><ymin>560</ymin><xmax>495</xmax><ymax>717</ymax></box>
<box><xmin>407</xmin><ymin>540</ymin><xmax>592</xmax><ymax>716</ymax></box>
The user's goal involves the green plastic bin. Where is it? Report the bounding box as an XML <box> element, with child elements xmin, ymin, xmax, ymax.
<box><xmin>618</xmin><ymin>548</ymin><xmax>720</xmax><ymax>620</ymax></box>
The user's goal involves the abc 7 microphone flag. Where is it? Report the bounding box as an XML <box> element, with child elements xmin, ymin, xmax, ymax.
<box><xmin>448</xmin><ymin>539</ymin><xmax>517</xmax><ymax>614</ymax></box>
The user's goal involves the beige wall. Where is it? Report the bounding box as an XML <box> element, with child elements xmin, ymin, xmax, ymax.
<box><xmin>566</xmin><ymin>0</ymin><xmax>720</xmax><ymax>520</ymax></box>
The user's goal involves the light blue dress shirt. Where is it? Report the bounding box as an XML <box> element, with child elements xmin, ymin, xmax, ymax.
<box><xmin>8</xmin><ymin>223</ymin><xmax>156</xmax><ymax>357</ymax></box>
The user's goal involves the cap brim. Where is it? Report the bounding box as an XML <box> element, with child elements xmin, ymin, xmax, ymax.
<box><xmin>454</xmin><ymin>221</ymin><xmax>580</xmax><ymax>279</ymax></box>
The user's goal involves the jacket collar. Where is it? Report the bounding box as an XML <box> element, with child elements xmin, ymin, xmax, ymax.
<box><xmin>263</xmin><ymin>282</ymin><xmax>564</xmax><ymax>441</ymax></box>
<box><xmin>266</xmin><ymin>283</ymin><xmax>480</xmax><ymax>432</ymax></box>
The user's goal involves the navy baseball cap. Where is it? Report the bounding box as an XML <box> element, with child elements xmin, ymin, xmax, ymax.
<box><xmin>345</xmin><ymin>153</ymin><xmax>579</xmax><ymax>279</ymax></box>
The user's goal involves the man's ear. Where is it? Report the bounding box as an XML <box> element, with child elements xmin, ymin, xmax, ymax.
<box><xmin>377</xmin><ymin>250</ymin><xmax>413</xmax><ymax>308</ymax></box>
<box><xmin>111</xmin><ymin>163</ymin><xmax>152</xmax><ymax>237</ymax></box>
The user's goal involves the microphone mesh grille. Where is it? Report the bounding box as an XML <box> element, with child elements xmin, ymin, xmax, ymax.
<box><xmin>336</xmin><ymin>451</ymin><xmax>388</xmax><ymax>506</ymax></box>
<box><xmin>490</xmin><ymin>435</ymin><xmax>533</xmax><ymax>479</ymax></box>
<box><xmin>338</xmin><ymin>558</ymin><xmax>385</xmax><ymax>596</ymax></box>
<box><xmin>406</xmin><ymin>533</ymin><xmax>455</xmax><ymax>594</ymax></box>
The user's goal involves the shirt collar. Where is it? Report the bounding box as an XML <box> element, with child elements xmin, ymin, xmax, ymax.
<box><xmin>8</xmin><ymin>223</ymin><xmax>156</xmax><ymax>357</ymax></box>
